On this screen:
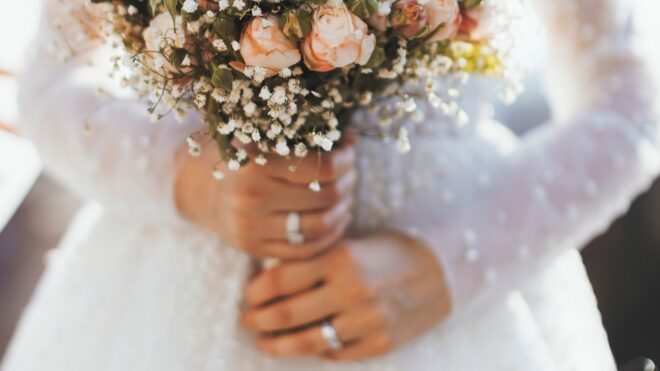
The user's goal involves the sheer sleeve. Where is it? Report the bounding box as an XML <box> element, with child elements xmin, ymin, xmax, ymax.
<box><xmin>406</xmin><ymin>0</ymin><xmax>660</xmax><ymax>313</ymax></box>
<box><xmin>18</xmin><ymin>0</ymin><xmax>198</xmax><ymax>224</ymax></box>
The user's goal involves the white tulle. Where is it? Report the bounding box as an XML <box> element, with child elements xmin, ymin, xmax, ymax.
<box><xmin>3</xmin><ymin>0</ymin><xmax>658</xmax><ymax>370</ymax></box>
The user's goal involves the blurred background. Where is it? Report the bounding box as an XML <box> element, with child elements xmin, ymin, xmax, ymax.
<box><xmin>0</xmin><ymin>1</ymin><xmax>659</xmax><ymax>368</ymax></box>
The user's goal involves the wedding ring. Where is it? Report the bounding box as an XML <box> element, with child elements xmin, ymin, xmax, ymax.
<box><xmin>320</xmin><ymin>321</ymin><xmax>343</xmax><ymax>351</ymax></box>
<box><xmin>286</xmin><ymin>212</ymin><xmax>304</xmax><ymax>245</ymax></box>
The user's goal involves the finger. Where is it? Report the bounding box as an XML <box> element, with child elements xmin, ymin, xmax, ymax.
<box><xmin>246</xmin><ymin>260</ymin><xmax>328</xmax><ymax>307</ymax></box>
<box><xmin>264</xmin><ymin>195</ymin><xmax>353</xmax><ymax>240</ymax></box>
<box><xmin>242</xmin><ymin>283</ymin><xmax>361</xmax><ymax>332</ymax></box>
<box><xmin>254</xmin><ymin>325</ymin><xmax>330</xmax><ymax>358</ymax></box>
<box><xmin>269</xmin><ymin>168</ymin><xmax>357</xmax><ymax>212</ymax></box>
<box><xmin>254</xmin><ymin>302</ymin><xmax>383</xmax><ymax>358</ymax></box>
<box><xmin>329</xmin><ymin>303</ymin><xmax>387</xmax><ymax>344</ymax></box>
<box><xmin>263</xmin><ymin>141</ymin><xmax>356</xmax><ymax>185</ymax></box>
<box><xmin>253</xmin><ymin>212</ymin><xmax>351</xmax><ymax>260</ymax></box>
<box><xmin>239</xmin><ymin>168</ymin><xmax>356</xmax><ymax>213</ymax></box>
<box><xmin>323</xmin><ymin>330</ymin><xmax>394</xmax><ymax>362</ymax></box>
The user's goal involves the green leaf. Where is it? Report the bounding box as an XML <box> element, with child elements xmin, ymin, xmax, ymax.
<box><xmin>164</xmin><ymin>0</ymin><xmax>178</xmax><ymax>22</ymax></box>
<box><xmin>148</xmin><ymin>0</ymin><xmax>161</xmax><ymax>15</ymax></box>
<box><xmin>171</xmin><ymin>48</ymin><xmax>187</xmax><ymax>68</ymax></box>
<box><xmin>211</xmin><ymin>65</ymin><xmax>233</xmax><ymax>91</ymax></box>
<box><xmin>280</xmin><ymin>9</ymin><xmax>312</xmax><ymax>40</ymax></box>
<box><xmin>364</xmin><ymin>47</ymin><xmax>385</xmax><ymax>68</ymax></box>
<box><xmin>461</xmin><ymin>0</ymin><xmax>483</xmax><ymax>9</ymax></box>
<box><xmin>347</xmin><ymin>0</ymin><xmax>377</xmax><ymax>19</ymax></box>
<box><xmin>213</xmin><ymin>15</ymin><xmax>238</xmax><ymax>41</ymax></box>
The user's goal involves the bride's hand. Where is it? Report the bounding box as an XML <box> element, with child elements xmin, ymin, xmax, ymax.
<box><xmin>241</xmin><ymin>230</ymin><xmax>452</xmax><ymax>361</ymax></box>
<box><xmin>174</xmin><ymin>138</ymin><xmax>357</xmax><ymax>259</ymax></box>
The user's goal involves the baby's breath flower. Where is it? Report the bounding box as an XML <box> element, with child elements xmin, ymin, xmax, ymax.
<box><xmin>213</xmin><ymin>39</ymin><xmax>228</xmax><ymax>52</ymax></box>
<box><xmin>187</xmin><ymin>20</ymin><xmax>202</xmax><ymax>33</ymax></box>
<box><xmin>309</xmin><ymin>181</ymin><xmax>321</xmax><ymax>192</ymax></box>
<box><xmin>187</xmin><ymin>137</ymin><xmax>202</xmax><ymax>156</ymax></box>
<box><xmin>213</xmin><ymin>169</ymin><xmax>225</xmax><ymax>180</ymax></box>
<box><xmin>377</xmin><ymin>1</ymin><xmax>391</xmax><ymax>16</ymax></box>
<box><xmin>203</xmin><ymin>11</ymin><xmax>216</xmax><ymax>23</ymax></box>
<box><xmin>236</xmin><ymin>149</ymin><xmax>248</xmax><ymax>161</ymax></box>
<box><xmin>294</xmin><ymin>143</ymin><xmax>308</xmax><ymax>157</ymax></box>
<box><xmin>255</xmin><ymin>155</ymin><xmax>267</xmax><ymax>166</ymax></box>
<box><xmin>217</xmin><ymin>0</ymin><xmax>229</xmax><ymax>10</ymax></box>
<box><xmin>396</xmin><ymin>127</ymin><xmax>411</xmax><ymax>153</ymax></box>
<box><xmin>231</xmin><ymin>40</ymin><xmax>241</xmax><ymax>51</ymax></box>
<box><xmin>182</xmin><ymin>0</ymin><xmax>199</xmax><ymax>13</ymax></box>
<box><xmin>279</xmin><ymin>68</ymin><xmax>292</xmax><ymax>78</ymax></box>
<box><xmin>313</xmin><ymin>134</ymin><xmax>333</xmax><ymax>151</ymax></box>
<box><xmin>271</xmin><ymin>87</ymin><xmax>287</xmax><ymax>105</ymax></box>
<box><xmin>259</xmin><ymin>86</ymin><xmax>272</xmax><ymax>100</ymax></box>
<box><xmin>228</xmin><ymin>159</ymin><xmax>241</xmax><ymax>171</ymax></box>
<box><xmin>276</xmin><ymin>139</ymin><xmax>290</xmax><ymax>156</ymax></box>
<box><xmin>233</xmin><ymin>0</ymin><xmax>246</xmax><ymax>10</ymax></box>
<box><xmin>244</xmin><ymin>102</ymin><xmax>257</xmax><ymax>116</ymax></box>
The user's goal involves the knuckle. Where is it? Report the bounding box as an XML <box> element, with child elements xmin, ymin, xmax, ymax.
<box><xmin>265</xmin><ymin>268</ymin><xmax>284</xmax><ymax>293</ymax></box>
<box><xmin>291</xmin><ymin>245</ymin><xmax>318</xmax><ymax>260</ymax></box>
<box><xmin>290</xmin><ymin>336</ymin><xmax>313</xmax><ymax>354</ymax></box>
<box><xmin>235</xmin><ymin>239</ymin><xmax>256</xmax><ymax>253</ymax></box>
<box><xmin>310</xmin><ymin>213</ymin><xmax>331</xmax><ymax>236</ymax></box>
<box><xmin>346</xmin><ymin>282</ymin><xmax>373</xmax><ymax>302</ymax></box>
<box><xmin>271</xmin><ymin>306</ymin><xmax>292</xmax><ymax>328</ymax></box>
<box><xmin>374</xmin><ymin>332</ymin><xmax>395</xmax><ymax>353</ymax></box>
<box><xmin>319</xmin><ymin>157</ymin><xmax>338</xmax><ymax>179</ymax></box>
<box><xmin>236</xmin><ymin>187</ymin><xmax>262</xmax><ymax>207</ymax></box>
<box><xmin>322</xmin><ymin>185</ymin><xmax>341</xmax><ymax>204</ymax></box>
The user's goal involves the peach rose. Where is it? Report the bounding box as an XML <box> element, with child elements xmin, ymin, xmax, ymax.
<box><xmin>302</xmin><ymin>0</ymin><xmax>376</xmax><ymax>72</ymax></box>
<box><xmin>425</xmin><ymin>0</ymin><xmax>461</xmax><ymax>41</ymax></box>
<box><xmin>240</xmin><ymin>15</ymin><xmax>302</xmax><ymax>75</ymax></box>
<box><xmin>142</xmin><ymin>13</ymin><xmax>188</xmax><ymax>74</ymax></box>
<box><xmin>391</xmin><ymin>0</ymin><xmax>428</xmax><ymax>38</ymax></box>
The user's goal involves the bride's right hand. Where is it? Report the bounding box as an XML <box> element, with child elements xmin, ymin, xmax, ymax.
<box><xmin>174</xmin><ymin>137</ymin><xmax>357</xmax><ymax>259</ymax></box>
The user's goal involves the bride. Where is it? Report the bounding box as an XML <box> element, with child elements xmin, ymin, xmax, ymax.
<box><xmin>2</xmin><ymin>0</ymin><xmax>658</xmax><ymax>369</ymax></box>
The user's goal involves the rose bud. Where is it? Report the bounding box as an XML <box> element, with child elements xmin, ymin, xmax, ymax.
<box><xmin>425</xmin><ymin>0</ymin><xmax>461</xmax><ymax>41</ymax></box>
<box><xmin>367</xmin><ymin>0</ymin><xmax>394</xmax><ymax>31</ymax></box>
<box><xmin>239</xmin><ymin>15</ymin><xmax>302</xmax><ymax>76</ymax></box>
<box><xmin>302</xmin><ymin>0</ymin><xmax>377</xmax><ymax>72</ymax></box>
<box><xmin>390</xmin><ymin>0</ymin><xmax>428</xmax><ymax>38</ymax></box>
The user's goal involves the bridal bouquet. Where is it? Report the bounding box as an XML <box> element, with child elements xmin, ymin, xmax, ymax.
<box><xmin>93</xmin><ymin>0</ymin><xmax>518</xmax><ymax>188</ymax></box>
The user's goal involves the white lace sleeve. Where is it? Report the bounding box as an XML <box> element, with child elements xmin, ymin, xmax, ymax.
<box><xmin>408</xmin><ymin>0</ymin><xmax>660</xmax><ymax>313</ymax></box>
<box><xmin>19</xmin><ymin>0</ymin><xmax>197</xmax><ymax>224</ymax></box>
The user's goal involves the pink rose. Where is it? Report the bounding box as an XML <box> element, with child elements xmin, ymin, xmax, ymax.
<box><xmin>459</xmin><ymin>2</ymin><xmax>497</xmax><ymax>40</ymax></box>
<box><xmin>390</xmin><ymin>0</ymin><xmax>428</xmax><ymax>38</ymax></box>
<box><xmin>239</xmin><ymin>15</ymin><xmax>302</xmax><ymax>75</ymax></box>
<box><xmin>302</xmin><ymin>0</ymin><xmax>376</xmax><ymax>72</ymax></box>
<box><xmin>425</xmin><ymin>0</ymin><xmax>461</xmax><ymax>41</ymax></box>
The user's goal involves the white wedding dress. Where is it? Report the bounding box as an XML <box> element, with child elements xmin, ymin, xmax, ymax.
<box><xmin>2</xmin><ymin>0</ymin><xmax>659</xmax><ymax>370</ymax></box>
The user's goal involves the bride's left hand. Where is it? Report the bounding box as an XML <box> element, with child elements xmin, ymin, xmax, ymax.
<box><xmin>241</xmin><ymin>230</ymin><xmax>452</xmax><ymax>361</ymax></box>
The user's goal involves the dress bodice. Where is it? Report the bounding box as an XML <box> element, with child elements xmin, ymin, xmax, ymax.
<box><xmin>350</xmin><ymin>76</ymin><xmax>517</xmax><ymax>232</ymax></box>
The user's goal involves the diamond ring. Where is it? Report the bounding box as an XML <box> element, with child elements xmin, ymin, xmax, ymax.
<box><xmin>320</xmin><ymin>321</ymin><xmax>343</xmax><ymax>351</ymax></box>
<box><xmin>286</xmin><ymin>212</ymin><xmax>304</xmax><ymax>245</ymax></box>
